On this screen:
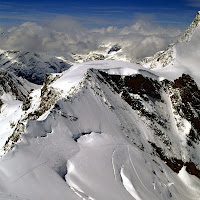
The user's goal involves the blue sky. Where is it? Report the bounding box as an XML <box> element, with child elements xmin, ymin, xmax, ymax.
<box><xmin>0</xmin><ymin>0</ymin><xmax>199</xmax><ymax>57</ymax></box>
<box><xmin>0</xmin><ymin>0</ymin><xmax>199</xmax><ymax>29</ymax></box>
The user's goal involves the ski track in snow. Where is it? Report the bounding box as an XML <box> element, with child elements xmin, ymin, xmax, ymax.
<box><xmin>10</xmin><ymin>160</ymin><xmax>48</xmax><ymax>184</ymax></box>
<box><xmin>111</xmin><ymin>148</ymin><xmax>118</xmax><ymax>180</ymax></box>
<box><xmin>9</xmin><ymin>143</ymin><xmax>126</xmax><ymax>185</ymax></box>
<box><xmin>69</xmin><ymin>187</ymin><xmax>87</xmax><ymax>200</ymax></box>
<box><xmin>127</xmin><ymin>145</ymin><xmax>160</xmax><ymax>200</ymax></box>
<box><xmin>9</xmin><ymin>147</ymin><xmax>76</xmax><ymax>184</ymax></box>
<box><xmin>0</xmin><ymin>191</ymin><xmax>31</xmax><ymax>200</ymax></box>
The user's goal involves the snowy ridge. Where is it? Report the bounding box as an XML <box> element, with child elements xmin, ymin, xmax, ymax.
<box><xmin>178</xmin><ymin>11</ymin><xmax>200</xmax><ymax>43</ymax></box>
<box><xmin>0</xmin><ymin>59</ymin><xmax>200</xmax><ymax>199</ymax></box>
<box><xmin>137</xmin><ymin>11</ymin><xmax>200</xmax><ymax>78</ymax></box>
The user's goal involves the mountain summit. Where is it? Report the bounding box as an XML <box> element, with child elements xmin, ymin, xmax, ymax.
<box><xmin>138</xmin><ymin>11</ymin><xmax>200</xmax><ymax>85</ymax></box>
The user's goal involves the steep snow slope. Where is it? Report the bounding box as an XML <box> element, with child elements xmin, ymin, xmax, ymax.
<box><xmin>0</xmin><ymin>50</ymin><xmax>73</xmax><ymax>84</ymax></box>
<box><xmin>138</xmin><ymin>11</ymin><xmax>200</xmax><ymax>86</ymax></box>
<box><xmin>0</xmin><ymin>69</ymin><xmax>39</xmax><ymax>151</ymax></box>
<box><xmin>0</xmin><ymin>60</ymin><xmax>200</xmax><ymax>200</ymax></box>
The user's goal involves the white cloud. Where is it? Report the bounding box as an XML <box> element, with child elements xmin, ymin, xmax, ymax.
<box><xmin>0</xmin><ymin>27</ymin><xmax>3</xmax><ymax>33</ymax></box>
<box><xmin>0</xmin><ymin>16</ymin><xmax>183</xmax><ymax>61</ymax></box>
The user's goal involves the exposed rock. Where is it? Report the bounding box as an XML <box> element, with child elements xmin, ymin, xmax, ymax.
<box><xmin>0</xmin><ymin>99</ymin><xmax>3</xmax><ymax>113</ymax></box>
<box><xmin>151</xmin><ymin>142</ymin><xmax>200</xmax><ymax>178</ymax></box>
<box><xmin>108</xmin><ymin>44</ymin><xmax>121</xmax><ymax>54</ymax></box>
<box><xmin>3</xmin><ymin>122</ymin><xmax>25</xmax><ymax>152</ymax></box>
<box><xmin>138</xmin><ymin>11</ymin><xmax>200</xmax><ymax>69</ymax></box>
<box><xmin>28</xmin><ymin>86</ymin><xmax>60</xmax><ymax>120</ymax></box>
<box><xmin>0</xmin><ymin>69</ymin><xmax>28</xmax><ymax>101</ymax></box>
<box><xmin>163</xmin><ymin>74</ymin><xmax>200</xmax><ymax>144</ymax></box>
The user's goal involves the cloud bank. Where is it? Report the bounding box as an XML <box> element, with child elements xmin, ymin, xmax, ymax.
<box><xmin>0</xmin><ymin>15</ymin><xmax>183</xmax><ymax>61</ymax></box>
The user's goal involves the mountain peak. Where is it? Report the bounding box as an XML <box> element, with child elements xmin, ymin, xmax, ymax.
<box><xmin>193</xmin><ymin>10</ymin><xmax>200</xmax><ymax>25</ymax></box>
<box><xmin>197</xmin><ymin>11</ymin><xmax>200</xmax><ymax>17</ymax></box>
<box><xmin>178</xmin><ymin>11</ymin><xmax>200</xmax><ymax>43</ymax></box>
<box><xmin>138</xmin><ymin>11</ymin><xmax>200</xmax><ymax>84</ymax></box>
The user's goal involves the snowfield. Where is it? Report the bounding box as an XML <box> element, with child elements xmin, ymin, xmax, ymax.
<box><xmin>0</xmin><ymin>11</ymin><xmax>200</xmax><ymax>200</ymax></box>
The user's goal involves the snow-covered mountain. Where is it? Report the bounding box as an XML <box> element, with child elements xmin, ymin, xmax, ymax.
<box><xmin>72</xmin><ymin>44</ymin><xmax>131</xmax><ymax>63</ymax></box>
<box><xmin>0</xmin><ymin>44</ymin><xmax>130</xmax><ymax>85</ymax></box>
<box><xmin>0</xmin><ymin>11</ymin><xmax>200</xmax><ymax>200</ymax></box>
<box><xmin>0</xmin><ymin>69</ymin><xmax>39</xmax><ymax>151</ymax></box>
<box><xmin>0</xmin><ymin>50</ymin><xmax>73</xmax><ymax>84</ymax></box>
<box><xmin>0</xmin><ymin>59</ymin><xmax>200</xmax><ymax>200</ymax></box>
<box><xmin>138</xmin><ymin>11</ymin><xmax>200</xmax><ymax>85</ymax></box>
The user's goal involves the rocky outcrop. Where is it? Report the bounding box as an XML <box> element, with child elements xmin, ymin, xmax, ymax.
<box><xmin>151</xmin><ymin>142</ymin><xmax>200</xmax><ymax>179</ymax></box>
<box><xmin>108</xmin><ymin>44</ymin><xmax>121</xmax><ymax>54</ymax></box>
<box><xmin>95</xmin><ymin>70</ymin><xmax>200</xmax><ymax>178</ymax></box>
<box><xmin>163</xmin><ymin>74</ymin><xmax>200</xmax><ymax>144</ymax></box>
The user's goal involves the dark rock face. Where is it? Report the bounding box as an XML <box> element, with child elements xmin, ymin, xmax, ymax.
<box><xmin>150</xmin><ymin>142</ymin><xmax>184</xmax><ymax>173</ymax></box>
<box><xmin>98</xmin><ymin>71</ymin><xmax>200</xmax><ymax>146</ymax></box>
<box><xmin>0</xmin><ymin>69</ymin><xmax>28</xmax><ymax>101</ymax></box>
<box><xmin>96</xmin><ymin>70</ymin><xmax>200</xmax><ymax>179</ymax></box>
<box><xmin>98</xmin><ymin>71</ymin><xmax>168</xmax><ymax>131</ymax></box>
<box><xmin>108</xmin><ymin>44</ymin><xmax>121</xmax><ymax>54</ymax></box>
<box><xmin>0</xmin><ymin>99</ymin><xmax>3</xmax><ymax>112</ymax></box>
<box><xmin>98</xmin><ymin>71</ymin><xmax>162</xmax><ymax>100</ymax></box>
<box><xmin>151</xmin><ymin>142</ymin><xmax>200</xmax><ymax>178</ymax></box>
<box><xmin>163</xmin><ymin>74</ymin><xmax>200</xmax><ymax>144</ymax></box>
